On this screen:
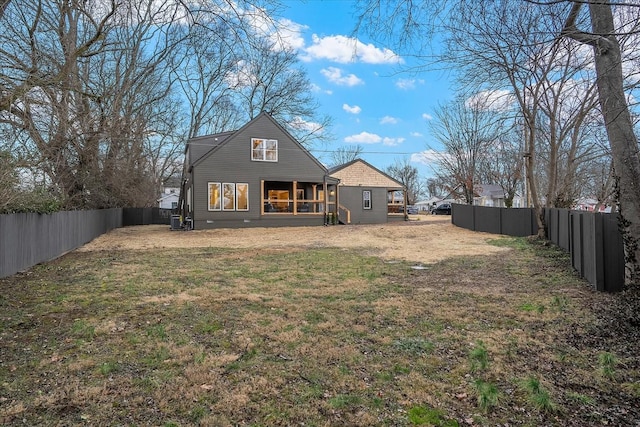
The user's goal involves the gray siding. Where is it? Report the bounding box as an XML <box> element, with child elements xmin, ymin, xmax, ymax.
<box><xmin>189</xmin><ymin>114</ymin><xmax>328</xmax><ymax>229</ymax></box>
<box><xmin>339</xmin><ymin>187</ymin><xmax>389</xmax><ymax>224</ymax></box>
<box><xmin>187</xmin><ymin>132</ymin><xmax>231</xmax><ymax>165</ymax></box>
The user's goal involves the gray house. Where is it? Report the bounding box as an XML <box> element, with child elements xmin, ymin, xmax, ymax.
<box><xmin>329</xmin><ymin>159</ymin><xmax>407</xmax><ymax>224</ymax></box>
<box><xmin>181</xmin><ymin>112</ymin><xmax>339</xmax><ymax>229</ymax></box>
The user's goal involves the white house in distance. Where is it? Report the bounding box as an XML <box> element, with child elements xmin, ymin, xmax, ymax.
<box><xmin>415</xmin><ymin>197</ymin><xmax>446</xmax><ymax>212</ymax></box>
<box><xmin>157</xmin><ymin>181</ymin><xmax>180</xmax><ymax>210</ymax></box>
<box><xmin>473</xmin><ymin>184</ymin><xmax>525</xmax><ymax>208</ymax></box>
<box><xmin>416</xmin><ymin>184</ymin><xmax>526</xmax><ymax>211</ymax></box>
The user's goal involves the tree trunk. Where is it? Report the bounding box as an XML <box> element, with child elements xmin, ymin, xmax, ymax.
<box><xmin>588</xmin><ymin>2</ymin><xmax>640</xmax><ymax>286</ymax></box>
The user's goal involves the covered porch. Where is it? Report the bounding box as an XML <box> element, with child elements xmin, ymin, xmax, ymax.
<box><xmin>387</xmin><ymin>189</ymin><xmax>409</xmax><ymax>218</ymax></box>
<box><xmin>261</xmin><ymin>179</ymin><xmax>339</xmax><ymax>224</ymax></box>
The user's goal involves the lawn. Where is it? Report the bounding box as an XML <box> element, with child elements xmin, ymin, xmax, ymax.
<box><xmin>0</xmin><ymin>232</ymin><xmax>638</xmax><ymax>426</ymax></box>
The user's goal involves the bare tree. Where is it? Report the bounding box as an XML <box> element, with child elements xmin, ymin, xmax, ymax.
<box><xmin>561</xmin><ymin>0</ymin><xmax>640</xmax><ymax>285</ymax></box>
<box><xmin>175</xmin><ymin>20</ymin><xmax>243</xmax><ymax>138</ymax></box>
<box><xmin>356</xmin><ymin>0</ymin><xmax>613</xmax><ymax>228</ymax></box>
<box><xmin>1</xmin><ymin>1</ymin><xmax>189</xmax><ymax>208</ymax></box>
<box><xmin>1</xmin><ymin>0</ymin><xmax>327</xmax><ymax>211</ymax></box>
<box><xmin>329</xmin><ymin>144</ymin><xmax>364</xmax><ymax>167</ymax></box>
<box><xmin>386</xmin><ymin>157</ymin><xmax>422</xmax><ymax>204</ymax></box>
<box><xmin>441</xmin><ymin>1</ymin><xmax>614</xmax><ymax>233</ymax></box>
<box><xmin>478</xmin><ymin>126</ymin><xmax>524</xmax><ymax>208</ymax></box>
<box><xmin>425</xmin><ymin>177</ymin><xmax>448</xmax><ymax>199</ymax></box>
<box><xmin>429</xmin><ymin>97</ymin><xmax>504</xmax><ymax>205</ymax></box>
<box><xmin>0</xmin><ymin>150</ymin><xmax>19</xmax><ymax>211</ymax></box>
<box><xmin>356</xmin><ymin>0</ymin><xmax>640</xmax><ymax>287</ymax></box>
<box><xmin>227</xmin><ymin>38</ymin><xmax>332</xmax><ymax>146</ymax></box>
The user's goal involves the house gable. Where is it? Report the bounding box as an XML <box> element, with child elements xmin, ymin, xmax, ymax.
<box><xmin>191</xmin><ymin>112</ymin><xmax>327</xmax><ymax>176</ymax></box>
<box><xmin>329</xmin><ymin>159</ymin><xmax>403</xmax><ymax>188</ymax></box>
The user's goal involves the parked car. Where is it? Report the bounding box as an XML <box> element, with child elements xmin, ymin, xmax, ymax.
<box><xmin>406</xmin><ymin>205</ymin><xmax>418</xmax><ymax>215</ymax></box>
<box><xmin>433</xmin><ymin>203</ymin><xmax>451</xmax><ymax>215</ymax></box>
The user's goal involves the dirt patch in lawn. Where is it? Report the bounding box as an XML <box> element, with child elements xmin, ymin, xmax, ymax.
<box><xmin>79</xmin><ymin>216</ymin><xmax>507</xmax><ymax>265</ymax></box>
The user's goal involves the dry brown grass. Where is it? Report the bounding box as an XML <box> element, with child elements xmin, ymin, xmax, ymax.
<box><xmin>78</xmin><ymin>216</ymin><xmax>507</xmax><ymax>265</ymax></box>
<box><xmin>1</xmin><ymin>219</ymin><xmax>638</xmax><ymax>426</ymax></box>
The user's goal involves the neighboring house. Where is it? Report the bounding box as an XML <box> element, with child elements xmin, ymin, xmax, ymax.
<box><xmin>474</xmin><ymin>184</ymin><xmax>506</xmax><ymax>207</ymax></box>
<box><xmin>472</xmin><ymin>184</ymin><xmax>525</xmax><ymax>208</ymax></box>
<box><xmin>575</xmin><ymin>197</ymin><xmax>611</xmax><ymax>212</ymax></box>
<box><xmin>181</xmin><ymin>112</ymin><xmax>339</xmax><ymax>229</ymax></box>
<box><xmin>415</xmin><ymin>197</ymin><xmax>443</xmax><ymax>212</ymax></box>
<box><xmin>157</xmin><ymin>191</ymin><xmax>179</xmax><ymax>210</ymax></box>
<box><xmin>157</xmin><ymin>179</ymin><xmax>181</xmax><ymax>210</ymax></box>
<box><xmin>328</xmin><ymin>159</ymin><xmax>407</xmax><ymax>224</ymax></box>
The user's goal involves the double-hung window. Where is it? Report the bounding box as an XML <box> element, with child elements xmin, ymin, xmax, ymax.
<box><xmin>363</xmin><ymin>190</ymin><xmax>372</xmax><ymax>210</ymax></box>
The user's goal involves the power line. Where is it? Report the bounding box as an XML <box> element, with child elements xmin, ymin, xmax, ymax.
<box><xmin>184</xmin><ymin>140</ymin><xmax>433</xmax><ymax>156</ymax></box>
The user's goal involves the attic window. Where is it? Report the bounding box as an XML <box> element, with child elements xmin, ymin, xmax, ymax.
<box><xmin>251</xmin><ymin>138</ymin><xmax>278</xmax><ymax>162</ymax></box>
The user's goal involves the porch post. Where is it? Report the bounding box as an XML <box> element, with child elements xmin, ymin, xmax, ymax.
<box><xmin>261</xmin><ymin>180</ymin><xmax>265</xmax><ymax>215</ymax></box>
<box><xmin>312</xmin><ymin>184</ymin><xmax>317</xmax><ymax>213</ymax></box>
<box><xmin>293</xmin><ymin>180</ymin><xmax>298</xmax><ymax>215</ymax></box>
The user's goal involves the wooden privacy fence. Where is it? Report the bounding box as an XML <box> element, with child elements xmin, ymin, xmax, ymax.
<box><xmin>0</xmin><ymin>208</ymin><xmax>172</xmax><ymax>279</ymax></box>
<box><xmin>452</xmin><ymin>205</ymin><xmax>624</xmax><ymax>292</ymax></box>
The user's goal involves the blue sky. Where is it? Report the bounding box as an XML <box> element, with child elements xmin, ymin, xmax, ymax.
<box><xmin>273</xmin><ymin>0</ymin><xmax>455</xmax><ymax>177</ymax></box>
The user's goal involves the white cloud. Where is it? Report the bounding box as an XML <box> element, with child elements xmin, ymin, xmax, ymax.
<box><xmin>302</xmin><ymin>35</ymin><xmax>403</xmax><ymax>64</ymax></box>
<box><xmin>321</xmin><ymin>67</ymin><xmax>364</xmax><ymax>86</ymax></box>
<box><xmin>310</xmin><ymin>83</ymin><xmax>333</xmax><ymax>95</ymax></box>
<box><xmin>234</xmin><ymin>5</ymin><xmax>308</xmax><ymax>51</ymax></box>
<box><xmin>466</xmin><ymin>90</ymin><xmax>514</xmax><ymax>111</ymax></box>
<box><xmin>411</xmin><ymin>149</ymin><xmax>442</xmax><ymax>166</ymax></box>
<box><xmin>422</xmin><ymin>113</ymin><xmax>433</xmax><ymax>121</ymax></box>
<box><xmin>225</xmin><ymin>60</ymin><xmax>255</xmax><ymax>87</ymax></box>
<box><xmin>344</xmin><ymin>132</ymin><xmax>404</xmax><ymax>146</ymax></box>
<box><xmin>344</xmin><ymin>132</ymin><xmax>381</xmax><ymax>144</ymax></box>
<box><xmin>395</xmin><ymin>78</ymin><xmax>424</xmax><ymax>90</ymax></box>
<box><xmin>382</xmin><ymin>137</ymin><xmax>405</xmax><ymax>146</ymax></box>
<box><xmin>271</xmin><ymin>18</ymin><xmax>307</xmax><ymax>51</ymax></box>
<box><xmin>288</xmin><ymin>116</ymin><xmax>323</xmax><ymax>133</ymax></box>
<box><xmin>410</xmin><ymin>132</ymin><xmax>424</xmax><ymax>137</ymax></box>
<box><xmin>380</xmin><ymin>116</ymin><xmax>398</xmax><ymax>125</ymax></box>
<box><xmin>343</xmin><ymin>104</ymin><xmax>362</xmax><ymax>114</ymax></box>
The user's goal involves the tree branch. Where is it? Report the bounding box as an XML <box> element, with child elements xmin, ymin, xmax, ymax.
<box><xmin>561</xmin><ymin>1</ymin><xmax>613</xmax><ymax>53</ymax></box>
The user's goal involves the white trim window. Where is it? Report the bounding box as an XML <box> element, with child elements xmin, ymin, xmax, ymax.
<box><xmin>236</xmin><ymin>183</ymin><xmax>249</xmax><ymax>211</ymax></box>
<box><xmin>363</xmin><ymin>190</ymin><xmax>372</xmax><ymax>210</ymax></box>
<box><xmin>223</xmin><ymin>183</ymin><xmax>235</xmax><ymax>210</ymax></box>
<box><xmin>209</xmin><ymin>182</ymin><xmax>249</xmax><ymax>211</ymax></box>
<box><xmin>208</xmin><ymin>182</ymin><xmax>221</xmax><ymax>211</ymax></box>
<box><xmin>251</xmin><ymin>138</ymin><xmax>278</xmax><ymax>162</ymax></box>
